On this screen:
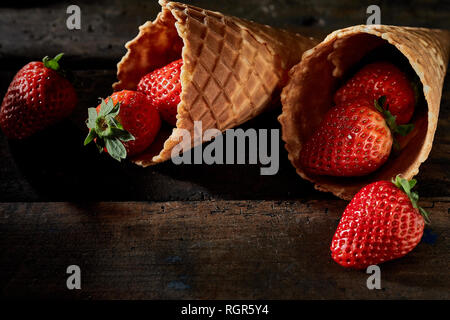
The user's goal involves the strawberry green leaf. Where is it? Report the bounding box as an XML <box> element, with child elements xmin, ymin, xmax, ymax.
<box><xmin>396</xmin><ymin>123</ymin><xmax>414</xmax><ymax>136</ymax></box>
<box><xmin>115</xmin><ymin>120</ymin><xmax>124</xmax><ymax>130</ymax></box>
<box><xmin>397</xmin><ymin>175</ymin><xmax>411</xmax><ymax>194</ymax></box>
<box><xmin>106</xmin><ymin>116</ymin><xmax>119</xmax><ymax>128</ymax></box>
<box><xmin>105</xmin><ymin>116</ymin><xmax>123</xmax><ymax>130</ymax></box>
<box><xmin>408</xmin><ymin>179</ymin><xmax>417</xmax><ymax>189</ymax></box>
<box><xmin>84</xmin><ymin>97</ymin><xmax>133</xmax><ymax>162</ymax></box>
<box><xmin>105</xmin><ymin>138</ymin><xmax>127</xmax><ymax>162</ymax></box>
<box><xmin>392</xmin><ymin>174</ymin><xmax>430</xmax><ymax>224</ymax></box>
<box><xmin>42</xmin><ymin>53</ymin><xmax>64</xmax><ymax>71</ymax></box>
<box><xmin>374</xmin><ymin>96</ymin><xmax>414</xmax><ymax>151</ymax></box>
<box><xmin>109</xmin><ymin>102</ymin><xmax>121</xmax><ymax>117</ymax></box>
<box><xmin>384</xmin><ymin>112</ymin><xmax>397</xmax><ymax>130</ymax></box>
<box><xmin>84</xmin><ymin>129</ymin><xmax>97</xmax><ymax>146</ymax></box>
<box><xmin>110</xmin><ymin>128</ymin><xmax>135</xmax><ymax>142</ymax></box>
<box><xmin>53</xmin><ymin>53</ymin><xmax>64</xmax><ymax>62</ymax></box>
<box><xmin>106</xmin><ymin>99</ymin><xmax>115</xmax><ymax>113</ymax></box>
<box><xmin>98</xmin><ymin>98</ymin><xmax>115</xmax><ymax>117</ymax></box>
<box><xmin>419</xmin><ymin>207</ymin><xmax>431</xmax><ymax>224</ymax></box>
<box><xmin>410</xmin><ymin>191</ymin><xmax>419</xmax><ymax>205</ymax></box>
<box><xmin>374</xmin><ymin>99</ymin><xmax>383</xmax><ymax>113</ymax></box>
<box><xmin>99</xmin><ymin>99</ymin><xmax>107</xmax><ymax>112</ymax></box>
<box><xmin>86</xmin><ymin>108</ymin><xmax>98</xmax><ymax>129</ymax></box>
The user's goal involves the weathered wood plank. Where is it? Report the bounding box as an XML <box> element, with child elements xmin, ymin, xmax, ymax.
<box><xmin>0</xmin><ymin>200</ymin><xmax>448</xmax><ymax>299</ymax></box>
<box><xmin>0</xmin><ymin>0</ymin><xmax>449</xmax><ymax>66</ymax></box>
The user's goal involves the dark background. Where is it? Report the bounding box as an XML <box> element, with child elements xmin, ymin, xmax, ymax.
<box><xmin>0</xmin><ymin>1</ymin><xmax>449</xmax><ymax>300</ymax></box>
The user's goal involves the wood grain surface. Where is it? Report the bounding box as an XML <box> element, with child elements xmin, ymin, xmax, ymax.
<box><xmin>0</xmin><ymin>0</ymin><xmax>449</xmax><ymax>299</ymax></box>
<box><xmin>1</xmin><ymin>199</ymin><xmax>448</xmax><ymax>299</ymax></box>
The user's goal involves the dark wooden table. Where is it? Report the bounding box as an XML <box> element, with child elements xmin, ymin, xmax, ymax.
<box><xmin>0</xmin><ymin>0</ymin><xmax>449</xmax><ymax>299</ymax></box>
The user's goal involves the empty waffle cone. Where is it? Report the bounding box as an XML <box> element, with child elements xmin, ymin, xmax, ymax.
<box><xmin>279</xmin><ymin>25</ymin><xmax>450</xmax><ymax>200</ymax></box>
<box><xmin>113</xmin><ymin>0</ymin><xmax>316</xmax><ymax>166</ymax></box>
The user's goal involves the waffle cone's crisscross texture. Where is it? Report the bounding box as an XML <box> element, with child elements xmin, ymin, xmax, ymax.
<box><xmin>279</xmin><ymin>25</ymin><xmax>450</xmax><ymax>200</ymax></box>
<box><xmin>114</xmin><ymin>0</ymin><xmax>316</xmax><ymax>166</ymax></box>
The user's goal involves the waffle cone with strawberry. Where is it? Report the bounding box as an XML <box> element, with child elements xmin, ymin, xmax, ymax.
<box><xmin>112</xmin><ymin>0</ymin><xmax>316</xmax><ymax>165</ymax></box>
<box><xmin>280</xmin><ymin>25</ymin><xmax>450</xmax><ymax>199</ymax></box>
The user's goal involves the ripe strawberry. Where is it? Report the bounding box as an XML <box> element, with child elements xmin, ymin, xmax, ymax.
<box><xmin>331</xmin><ymin>175</ymin><xmax>429</xmax><ymax>269</ymax></box>
<box><xmin>0</xmin><ymin>53</ymin><xmax>77</xmax><ymax>139</ymax></box>
<box><xmin>137</xmin><ymin>59</ymin><xmax>182</xmax><ymax>126</ymax></box>
<box><xmin>334</xmin><ymin>61</ymin><xmax>416</xmax><ymax>124</ymax></box>
<box><xmin>301</xmin><ymin>97</ymin><xmax>414</xmax><ymax>177</ymax></box>
<box><xmin>84</xmin><ymin>90</ymin><xmax>160</xmax><ymax>161</ymax></box>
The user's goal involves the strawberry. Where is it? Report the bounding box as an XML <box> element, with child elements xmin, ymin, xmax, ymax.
<box><xmin>330</xmin><ymin>175</ymin><xmax>429</xmax><ymax>269</ymax></box>
<box><xmin>0</xmin><ymin>53</ymin><xmax>77</xmax><ymax>139</ymax></box>
<box><xmin>84</xmin><ymin>90</ymin><xmax>161</xmax><ymax>161</ymax></box>
<box><xmin>334</xmin><ymin>61</ymin><xmax>416</xmax><ymax>124</ymax></box>
<box><xmin>300</xmin><ymin>97</ymin><xmax>413</xmax><ymax>177</ymax></box>
<box><xmin>137</xmin><ymin>59</ymin><xmax>183</xmax><ymax>126</ymax></box>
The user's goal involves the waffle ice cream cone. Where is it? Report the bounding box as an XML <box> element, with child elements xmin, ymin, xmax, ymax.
<box><xmin>113</xmin><ymin>0</ymin><xmax>316</xmax><ymax>166</ymax></box>
<box><xmin>279</xmin><ymin>25</ymin><xmax>450</xmax><ymax>200</ymax></box>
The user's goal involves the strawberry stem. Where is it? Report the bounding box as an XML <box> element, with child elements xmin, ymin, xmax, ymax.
<box><xmin>43</xmin><ymin>53</ymin><xmax>64</xmax><ymax>71</ymax></box>
<box><xmin>84</xmin><ymin>97</ymin><xmax>135</xmax><ymax>162</ymax></box>
<box><xmin>374</xmin><ymin>96</ymin><xmax>414</xmax><ymax>152</ymax></box>
<box><xmin>42</xmin><ymin>53</ymin><xmax>76</xmax><ymax>83</ymax></box>
<box><xmin>392</xmin><ymin>175</ymin><xmax>430</xmax><ymax>224</ymax></box>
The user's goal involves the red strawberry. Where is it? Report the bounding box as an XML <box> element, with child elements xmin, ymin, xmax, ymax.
<box><xmin>331</xmin><ymin>175</ymin><xmax>429</xmax><ymax>269</ymax></box>
<box><xmin>137</xmin><ymin>59</ymin><xmax>182</xmax><ymax>126</ymax></box>
<box><xmin>0</xmin><ymin>53</ymin><xmax>77</xmax><ymax>139</ymax></box>
<box><xmin>84</xmin><ymin>90</ymin><xmax>160</xmax><ymax>161</ymax></box>
<box><xmin>301</xmin><ymin>98</ymin><xmax>391</xmax><ymax>176</ymax></box>
<box><xmin>301</xmin><ymin>97</ymin><xmax>414</xmax><ymax>177</ymax></box>
<box><xmin>334</xmin><ymin>61</ymin><xmax>416</xmax><ymax>124</ymax></box>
